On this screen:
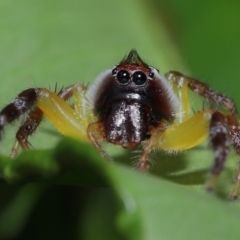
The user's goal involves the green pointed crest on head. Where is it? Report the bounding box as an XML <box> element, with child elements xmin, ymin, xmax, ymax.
<box><xmin>120</xmin><ymin>49</ymin><xmax>150</xmax><ymax>69</ymax></box>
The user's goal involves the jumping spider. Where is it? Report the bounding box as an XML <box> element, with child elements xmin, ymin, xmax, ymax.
<box><xmin>0</xmin><ymin>49</ymin><xmax>240</xmax><ymax>199</ymax></box>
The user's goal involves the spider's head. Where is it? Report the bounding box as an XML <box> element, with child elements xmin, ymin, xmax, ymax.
<box><xmin>111</xmin><ymin>49</ymin><xmax>156</xmax><ymax>88</ymax></box>
<box><xmin>87</xmin><ymin>49</ymin><xmax>178</xmax><ymax>122</ymax></box>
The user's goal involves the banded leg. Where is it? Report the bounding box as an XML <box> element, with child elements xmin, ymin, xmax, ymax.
<box><xmin>226</xmin><ymin>115</ymin><xmax>240</xmax><ymax>199</ymax></box>
<box><xmin>0</xmin><ymin>84</ymin><xmax>90</xmax><ymax>157</ymax></box>
<box><xmin>166</xmin><ymin>71</ymin><xmax>238</xmax><ymax>118</ymax></box>
<box><xmin>0</xmin><ymin>88</ymin><xmax>40</xmax><ymax>140</ymax></box>
<box><xmin>206</xmin><ymin>111</ymin><xmax>230</xmax><ymax>192</ymax></box>
<box><xmin>10</xmin><ymin>85</ymin><xmax>78</xmax><ymax>157</ymax></box>
<box><xmin>10</xmin><ymin>107</ymin><xmax>43</xmax><ymax>157</ymax></box>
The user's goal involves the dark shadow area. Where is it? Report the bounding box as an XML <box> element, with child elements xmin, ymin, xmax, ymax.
<box><xmin>115</xmin><ymin>146</ymin><xmax>208</xmax><ymax>186</ymax></box>
<box><xmin>150</xmin><ymin>150</ymin><xmax>208</xmax><ymax>185</ymax></box>
<box><xmin>0</xmin><ymin>186</ymin><xmax>126</xmax><ymax>240</ymax></box>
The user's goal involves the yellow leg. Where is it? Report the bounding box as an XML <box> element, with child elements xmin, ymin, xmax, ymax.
<box><xmin>134</xmin><ymin>109</ymin><xmax>212</xmax><ymax>172</ymax></box>
<box><xmin>36</xmin><ymin>88</ymin><xmax>89</xmax><ymax>141</ymax></box>
<box><xmin>169</xmin><ymin>73</ymin><xmax>191</xmax><ymax>124</ymax></box>
<box><xmin>159</xmin><ymin>110</ymin><xmax>213</xmax><ymax>151</ymax></box>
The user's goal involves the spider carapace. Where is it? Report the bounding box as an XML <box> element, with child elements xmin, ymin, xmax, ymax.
<box><xmin>0</xmin><ymin>49</ymin><xmax>240</xmax><ymax>199</ymax></box>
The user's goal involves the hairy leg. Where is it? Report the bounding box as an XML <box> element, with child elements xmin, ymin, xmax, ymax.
<box><xmin>10</xmin><ymin>107</ymin><xmax>43</xmax><ymax>157</ymax></box>
<box><xmin>135</xmin><ymin>123</ymin><xmax>165</xmax><ymax>172</ymax></box>
<box><xmin>206</xmin><ymin>111</ymin><xmax>230</xmax><ymax>192</ymax></box>
<box><xmin>225</xmin><ymin>115</ymin><xmax>240</xmax><ymax>199</ymax></box>
<box><xmin>166</xmin><ymin>71</ymin><xmax>240</xmax><ymax>197</ymax></box>
<box><xmin>0</xmin><ymin>84</ymin><xmax>89</xmax><ymax>157</ymax></box>
<box><xmin>166</xmin><ymin>71</ymin><xmax>238</xmax><ymax>118</ymax></box>
<box><xmin>0</xmin><ymin>88</ymin><xmax>39</xmax><ymax>140</ymax></box>
<box><xmin>9</xmin><ymin>85</ymin><xmax>78</xmax><ymax>157</ymax></box>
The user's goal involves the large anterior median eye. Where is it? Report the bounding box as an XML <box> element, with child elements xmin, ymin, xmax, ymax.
<box><xmin>132</xmin><ymin>71</ymin><xmax>147</xmax><ymax>85</ymax></box>
<box><xmin>117</xmin><ymin>70</ymin><xmax>130</xmax><ymax>84</ymax></box>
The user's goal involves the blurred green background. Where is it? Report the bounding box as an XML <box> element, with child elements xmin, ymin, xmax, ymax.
<box><xmin>1</xmin><ymin>0</ymin><xmax>240</xmax><ymax>239</ymax></box>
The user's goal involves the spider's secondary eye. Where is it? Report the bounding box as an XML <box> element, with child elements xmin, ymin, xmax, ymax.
<box><xmin>112</xmin><ymin>68</ymin><xmax>117</xmax><ymax>75</ymax></box>
<box><xmin>132</xmin><ymin>71</ymin><xmax>147</xmax><ymax>85</ymax></box>
<box><xmin>148</xmin><ymin>71</ymin><xmax>154</xmax><ymax>78</ymax></box>
<box><xmin>117</xmin><ymin>70</ymin><xmax>130</xmax><ymax>84</ymax></box>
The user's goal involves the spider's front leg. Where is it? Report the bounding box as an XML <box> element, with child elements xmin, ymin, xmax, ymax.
<box><xmin>0</xmin><ymin>88</ymin><xmax>40</xmax><ymax>139</ymax></box>
<box><xmin>0</xmin><ymin>84</ymin><xmax>90</xmax><ymax>157</ymax></box>
<box><xmin>0</xmin><ymin>88</ymin><xmax>43</xmax><ymax>156</ymax></box>
<box><xmin>8</xmin><ymin>85</ymin><xmax>79</xmax><ymax>157</ymax></box>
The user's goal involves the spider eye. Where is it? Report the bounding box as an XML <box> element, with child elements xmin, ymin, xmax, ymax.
<box><xmin>148</xmin><ymin>71</ymin><xmax>154</xmax><ymax>78</ymax></box>
<box><xmin>132</xmin><ymin>71</ymin><xmax>147</xmax><ymax>85</ymax></box>
<box><xmin>117</xmin><ymin>70</ymin><xmax>130</xmax><ymax>84</ymax></box>
<box><xmin>112</xmin><ymin>68</ymin><xmax>117</xmax><ymax>75</ymax></box>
